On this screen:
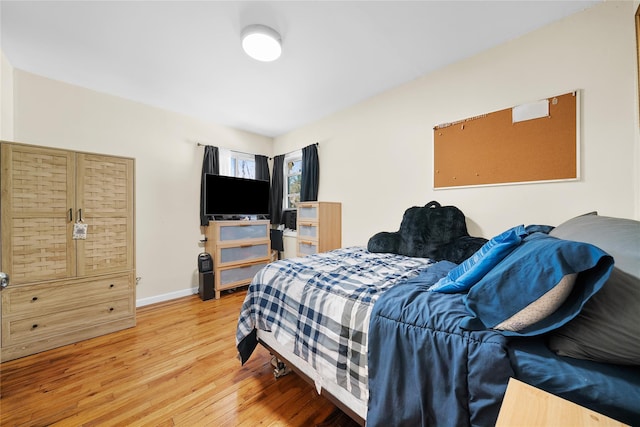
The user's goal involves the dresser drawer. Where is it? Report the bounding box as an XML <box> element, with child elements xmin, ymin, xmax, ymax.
<box><xmin>297</xmin><ymin>240</ymin><xmax>318</xmax><ymax>256</ymax></box>
<box><xmin>218</xmin><ymin>243</ymin><xmax>269</xmax><ymax>265</ymax></box>
<box><xmin>218</xmin><ymin>223</ymin><xmax>268</xmax><ymax>242</ymax></box>
<box><xmin>298</xmin><ymin>223</ymin><xmax>318</xmax><ymax>239</ymax></box>
<box><xmin>2</xmin><ymin>297</ymin><xmax>134</xmax><ymax>347</ymax></box>
<box><xmin>2</xmin><ymin>274</ymin><xmax>133</xmax><ymax>316</ymax></box>
<box><xmin>218</xmin><ymin>262</ymin><xmax>268</xmax><ymax>288</ymax></box>
<box><xmin>298</xmin><ymin>203</ymin><xmax>318</xmax><ymax>221</ymax></box>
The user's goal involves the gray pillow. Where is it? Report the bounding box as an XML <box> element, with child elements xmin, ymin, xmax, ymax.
<box><xmin>548</xmin><ymin>268</ymin><xmax>640</xmax><ymax>365</ymax></box>
<box><xmin>549</xmin><ymin>214</ymin><xmax>639</xmax><ymax>278</ymax></box>
<box><xmin>547</xmin><ymin>214</ymin><xmax>640</xmax><ymax>365</ymax></box>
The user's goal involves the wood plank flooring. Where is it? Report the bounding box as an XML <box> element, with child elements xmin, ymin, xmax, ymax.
<box><xmin>0</xmin><ymin>290</ymin><xmax>355</xmax><ymax>426</ymax></box>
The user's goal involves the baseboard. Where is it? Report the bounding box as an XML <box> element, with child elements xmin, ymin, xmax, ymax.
<box><xmin>136</xmin><ymin>287</ymin><xmax>198</xmax><ymax>307</ymax></box>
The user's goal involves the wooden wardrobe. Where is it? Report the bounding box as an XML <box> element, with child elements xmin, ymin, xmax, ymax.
<box><xmin>0</xmin><ymin>141</ymin><xmax>136</xmax><ymax>362</ymax></box>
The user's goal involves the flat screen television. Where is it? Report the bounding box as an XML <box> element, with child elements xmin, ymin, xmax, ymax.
<box><xmin>204</xmin><ymin>174</ymin><xmax>270</xmax><ymax>219</ymax></box>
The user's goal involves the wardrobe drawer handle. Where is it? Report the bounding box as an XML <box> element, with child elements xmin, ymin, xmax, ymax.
<box><xmin>109</xmin><ymin>284</ymin><xmax>115</xmax><ymax>288</ymax></box>
<box><xmin>32</xmin><ymin>296</ymin><xmax>38</xmax><ymax>301</ymax></box>
<box><xmin>32</xmin><ymin>324</ymin><xmax>38</xmax><ymax>329</ymax></box>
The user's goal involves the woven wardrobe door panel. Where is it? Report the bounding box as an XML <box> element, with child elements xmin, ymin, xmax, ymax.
<box><xmin>1</xmin><ymin>143</ymin><xmax>76</xmax><ymax>284</ymax></box>
<box><xmin>75</xmin><ymin>154</ymin><xmax>134</xmax><ymax>276</ymax></box>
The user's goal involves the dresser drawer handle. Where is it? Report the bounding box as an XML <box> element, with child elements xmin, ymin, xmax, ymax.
<box><xmin>32</xmin><ymin>296</ymin><xmax>38</xmax><ymax>301</ymax></box>
<box><xmin>32</xmin><ymin>324</ymin><xmax>38</xmax><ymax>329</ymax></box>
<box><xmin>109</xmin><ymin>284</ymin><xmax>115</xmax><ymax>288</ymax></box>
<box><xmin>109</xmin><ymin>307</ymin><xmax>114</xmax><ymax>312</ymax></box>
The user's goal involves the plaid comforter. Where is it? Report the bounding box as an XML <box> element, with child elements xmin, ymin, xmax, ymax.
<box><xmin>235</xmin><ymin>246</ymin><xmax>433</xmax><ymax>401</ymax></box>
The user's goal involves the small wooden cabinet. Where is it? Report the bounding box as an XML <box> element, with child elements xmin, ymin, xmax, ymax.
<box><xmin>296</xmin><ymin>202</ymin><xmax>341</xmax><ymax>257</ymax></box>
<box><xmin>205</xmin><ymin>220</ymin><xmax>271</xmax><ymax>299</ymax></box>
<box><xmin>496</xmin><ymin>378</ymin><xmax>628</xmax><ymax>427</ymax></box>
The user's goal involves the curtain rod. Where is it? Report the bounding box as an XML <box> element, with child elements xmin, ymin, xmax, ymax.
<box><xmin>269</xmin><ymin>142</ymin><xmax>318</xmax><ymax>160</ymax></box>
<box><xmin>196</xmin><ymin>143</ymin><xmax>267</xmax><ymax>159</ymax></box>
<box><xmin>197</xmin><ymin>142</ymin><xmax>318</xmax><ymax>161</ymax></box>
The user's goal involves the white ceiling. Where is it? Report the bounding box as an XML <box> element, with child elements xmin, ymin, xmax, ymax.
<box><xmin>1</xmin><ymin>1</ymin><xmax>602</xmax><ymax>137</ymax></box>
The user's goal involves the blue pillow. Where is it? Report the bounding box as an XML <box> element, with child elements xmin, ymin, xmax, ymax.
<box><xmin>460</xmin><ymin>233</ymin><xmax>614</xmax><ymax>336</ymax></box>
<box><xmin>429</xmin><ymin>225</ymin><xmax>527</xmax><ymax>293</ymax></box>
<box><xmin>403</xmin><ymin>260</ymin><xmax>457</xmax><ymax>288</ymax></box>
<box><xmin>525</xmin><ymin>224</ymin><xmax>554</xmax><ymax>234</ymax></box>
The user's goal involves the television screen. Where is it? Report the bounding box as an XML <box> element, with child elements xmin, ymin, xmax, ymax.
<box><xmin>205</xmin><ymin>174</ymin><xmax>270</xmax><ymax>218</ymax></box>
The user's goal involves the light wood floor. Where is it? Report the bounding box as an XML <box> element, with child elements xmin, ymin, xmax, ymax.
<box><xmin>0</xmin><ymin>290</ymin><xmax>353</xmax><ymax>426</ymax></box>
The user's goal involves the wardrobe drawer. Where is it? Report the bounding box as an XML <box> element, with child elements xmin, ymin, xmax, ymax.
<box><xmin>218</xmin><ymin>262</ymin><xmax>268</xmax><ymax>288</ymax></box>
<box><xmin>2</xmin><ymin>297</ymin><xmax>134</xmax><ymax>347</ymax></box>
<box><xmin>218</xmin><ymin>243</ymin><xmax>269</xmax><ymax>266</ymax></box>
<box><xmin>2</xmin><ymin>274</ymin><xmax>133</xmax><ymax>316</ymax></box>
<box><xmin>218</xmin><ymin>223</ymin><xmax>268</xmax><ymax>242</ymax></box>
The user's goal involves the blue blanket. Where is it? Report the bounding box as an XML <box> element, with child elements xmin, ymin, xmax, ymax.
<box><xmin>367</xmin><ymin>234</ymin><xmax>625</xmax><ymax>427</ymax></box>
<box><xmin>508</xmin><ymin>338</ymin><xmax>640</xmax><ymax>425</ymax></box>
<box><xmin>367</xmin><ymin>273</ymin><xmax>514</xmax><ymax>427</ymax></box>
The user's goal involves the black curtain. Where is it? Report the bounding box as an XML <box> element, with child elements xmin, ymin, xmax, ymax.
<box><xmin>269</xmin><ymin>154</ymin><xmax>285</xmax><ymax>225</ymax></box>
<box><xmin>200</xmin><ymin>145</ymin><xmax>219</xmax><ymax>226</ymax></box>
<box><xmin>255</xmin><ymin>155</ymin><xmax>269</xmax><ymax>181</ymax></box>
<box><xmin>300</xmin><ymin>143</ymin><xmax>319</xmax><ymax>202</ymax></box>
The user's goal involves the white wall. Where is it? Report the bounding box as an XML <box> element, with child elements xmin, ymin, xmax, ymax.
<box><xmin>274</xmin><ymin>0</ymin><xmax>640</xmax><ymax>245</ymax></box>
<box><xmin>1</xmin><ymin>51</ymin><xmax>14</xmax><ymax>140</ymax></box>
<box><xmin>634</xmin><ymin>1</ymin><xmax>640</xmax><ymax>226</ymax></box>
<box><xmin>5</xmin><ymin>1</ymin><xmax>639</xmax><ymax>304</ymax></box>
<box><xmin>9</xmin><ymin>71</ymin><xmax>272</xmax><ymax>305</ymax></box>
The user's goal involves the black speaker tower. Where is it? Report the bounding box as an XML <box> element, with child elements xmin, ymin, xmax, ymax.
<box><xmin>198</xmin><ymin>253</ymin><xmax>214</xmax><ymax>301</ymax></box>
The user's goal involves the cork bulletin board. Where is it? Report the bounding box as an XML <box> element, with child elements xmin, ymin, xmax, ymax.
<box><xmin>433</xmin><ymin>91</ymin><xmax>579</xmax><ymax>188</ymax></box>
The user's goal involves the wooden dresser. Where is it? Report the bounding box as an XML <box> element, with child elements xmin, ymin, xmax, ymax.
<box><xmin>0</xmin><ymin>141</ymin><xmax>136</xmax><ymax>362</ymax></box>
<box><xmin>205</xmin><ymin>220</ymin><xmax>271</xmax><ymax>299</ymax></box>
<box><xmin>296</xmin><ymin>201</ymin><xmax>342</xmax><ymax>256</ymax></box>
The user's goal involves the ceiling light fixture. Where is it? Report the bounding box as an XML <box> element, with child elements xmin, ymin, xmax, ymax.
<box><xmin>241</xmin><ymin>24</ymin><xmax>282</xmax><ymax>62</ymax></box>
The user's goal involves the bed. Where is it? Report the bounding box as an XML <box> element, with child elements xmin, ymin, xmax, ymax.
<box><xmin>236</xmin><ymin>212</ymin><xmax>640</xmax><ymax>426</ymax></box>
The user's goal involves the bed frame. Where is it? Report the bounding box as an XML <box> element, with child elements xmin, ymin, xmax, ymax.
<box><xmin>258</xmin><ymin>339</ymin><xmax>366</xmax><ymax>426</ymax></box>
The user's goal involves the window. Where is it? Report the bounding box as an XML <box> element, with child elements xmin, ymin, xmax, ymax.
<box><xmin>219</xmin><ymin>148</ymin><xmax>256</xmax><ymax>179</ymax></box>
<box><xmin>284</xmin><ymin>151</ymin><xmax>302</xmax><ymax>209</ymax></box>
<box><xmin>230</xmin><ymin>152</ymin><xmax>255</xmax><ymax>179</ymax></box>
